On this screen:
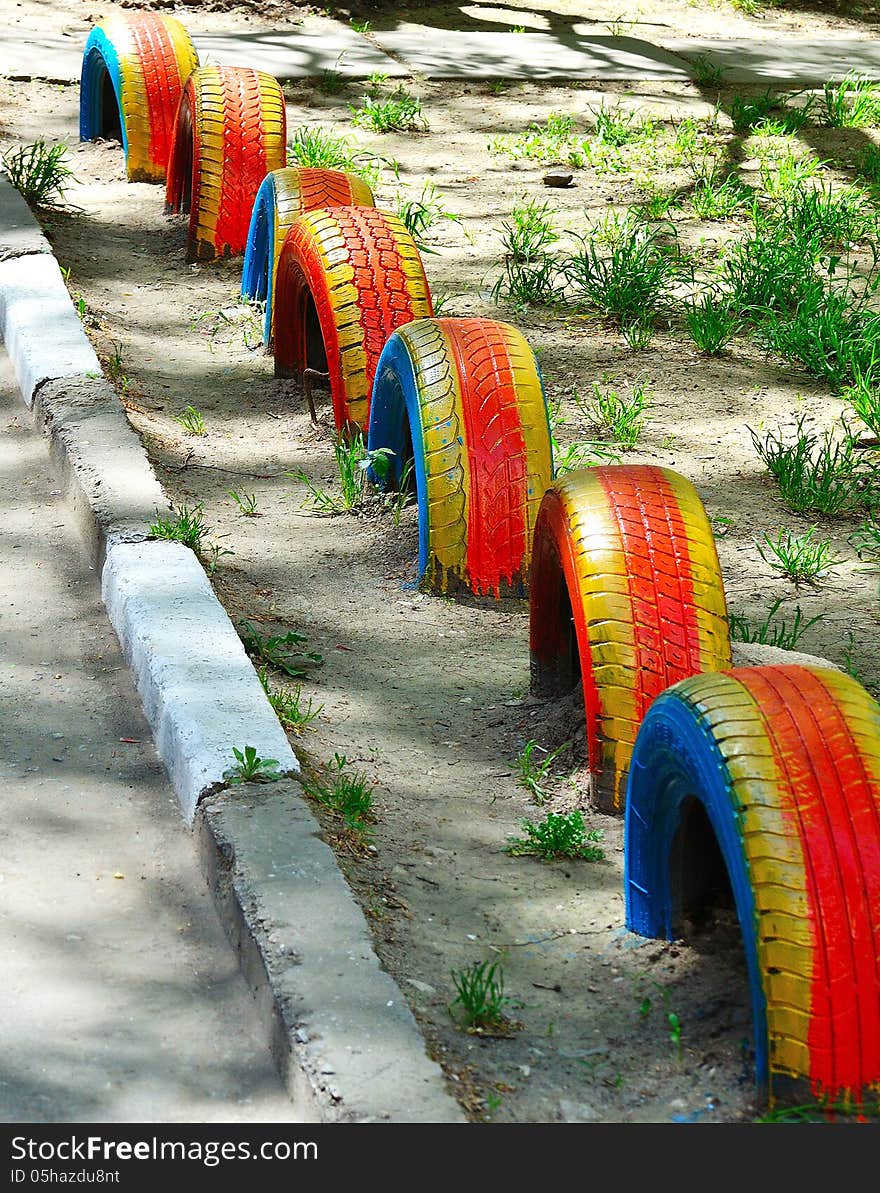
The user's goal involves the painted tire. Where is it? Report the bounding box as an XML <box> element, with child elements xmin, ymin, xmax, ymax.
<box><xmin>79</xmin><ymin>13</ymin><xmax>198</xmax><ymax>183</ymax></box>
<box><xmin>367</xmin><ymin>317</ymin><xmax>554</xmax><ymax>596</ymax></box>
<box><xmin>165</xmin><ymin>65</ymin><xmax>286</xmax><ymax>263</ymax></box>
<box><xmin>529</xmin><ymin>465</ymin><xmax>731</xmax><ymax>813</ymax></box>
<box><xmin>273</xmin><ymin>205</ymin><xmax>433</xmax><ymax>432</ymax></box>
<box><xmin>242</xmin><ymin>168</ymin><xmax>375</xmax><ymax>347</ymax></box>
<box><xmin>625</xmin><ymin>664</ymin><xmax>880</xmax><ymax>1108</ymax></box>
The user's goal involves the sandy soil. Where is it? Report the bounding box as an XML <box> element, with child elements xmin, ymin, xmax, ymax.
<box><xmin>3</xmin><ymin>0</ymin><xmax>880</xmax><ymax>1124</ymax></box>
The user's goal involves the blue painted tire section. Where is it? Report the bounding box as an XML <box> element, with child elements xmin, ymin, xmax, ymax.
<box><xmin>80</xmin><ymin>28</ymin><xmax>126</xmax><ymax>156</ymax></box>
<box><xmin>241</xmin><ymin>172</ymin><xmax>274</xmax><ymax>342</ymax></box>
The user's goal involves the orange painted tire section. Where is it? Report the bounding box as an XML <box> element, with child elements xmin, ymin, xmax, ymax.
<box><xmin>165</xmin><ymin>64</ymin><xmax>286</xmax><ymax>262</ymax></box>
<box><xmin>529</xmin><ymin>464</ymin><xmax>732</xmax><ymax>812</ymax></box>
<box><xmin>273</xmin><ymin>205</ymin><xmax>433</xmax><ymax>432</ymax></box>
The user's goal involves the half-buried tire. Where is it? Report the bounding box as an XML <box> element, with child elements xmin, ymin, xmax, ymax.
<box><xmin>241</xmin><ymin>168</ymin><xmax>375</xmax><ymax>348</ymax></box>
<box><xmin>529</xmin><ymin>465</ymin><xmax>731</xmax><ymax>812</ymax></box>
<box><xmin>273</xmin><ymin>205</ymin><xmax>432</xmax><ymax>433</ymax></box>
<box><xmin>80</xmin><ymin>12</ymin><xmax>198</xmax><ymax>183</ymax></box>
<box><xmin>367</xmin><ymin>317</ymin><xmax>554</xmax><ymax>596</ymax></box>
<box><xmin>165</xmin><ymin>65</ymin><xmax>286</xmax><ymax>262</ymax></box>
<box><xmin>624</xmin><ymin>664</ymin><xmax>880</xmax><ymax>1111</ymax></box>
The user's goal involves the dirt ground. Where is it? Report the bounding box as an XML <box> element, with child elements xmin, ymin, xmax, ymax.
<box><xmin>4</xmin><ymin>0</ymin><xmax>880</xmax><ymax>1125</ymax></box>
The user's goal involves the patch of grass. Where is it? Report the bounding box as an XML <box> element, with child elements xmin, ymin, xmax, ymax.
<box><xmin>756</xmin><ymin>526</ymin><xmax>843</xmax><ymax>584</ymax></box>
<box><xmin>506</xmin><ymin>810</ymin><xmax>605</xmax><ymax>861</ymax></box>
<box><xmin>856</xmin><ymin>144</ymin><xmax>880</xmax><ymax>190</ymax></box>
<box><xmin>688</xmin><ymin>54</ymin><xmax>725</xmax><ymax>87</ymax></box>
<box><xmin>771</xmin><ymin>183</ymin><xmax>875</xmax><ymax>251</ymax></box>
<box><xmin>729</xmin><ymin>89</ymin><xmax>780</xmax><ymax>132</ymax></box>
<box><xmin>222</xmin><ymin>744</ymin><xmax>284</xmax><ymax>785</ymax></box>
<box><xmin>728</xmin><ymin>597</ymin><xmax>824</xmax><ymax>651</ymax></box>
<box><xmin>149</xmin><ymin>503</ymin><xmax>212</xmax><ymax>552</ymax></box>
<box><xmin>490</xmin><ymin>112</ymin><xmax>583</xmax><ymax>165</ymax></box>
<box><xmin>514</xmin><ymin>738</ymin><xmax>568</xmax><ymax>805</ymax></box>
<box><xmin>351</xmin><ymin>88</ymin><xmax>428</xmax><ymax>133</ymax></box>
<box><xmin>635</xmin><ymin>186</ymin><xmax>681</xmax><ymax>221</ymax></box>
<box><xmin>756</xmin><ymin>288</ymin><xmax>876</xmax><ymax>389</ymax></box>
<box><xmin>721</xmin><ymin>224</ymin><xmax>819</xmax><ymax>317</ymax></box>
<box><xmin>491</xmin><ymin>196</ymin><xmax>559</xmax><ymax>307</ymax></box>
<box><xmin>590</xmin><ymin>102</ymin><xmax>656</xmax><ymax>147</ymax></box>
<box><xmin>758</xmin><ymin>150</ymin><xmax>826</xmax><ymax>199</ymax></box>
<box><xmin>588</xmin><ymin>379</ymin><xmax>651</xmax><ymax>449</ymax></box>
<box><xmin>395</xmin><ymin>180</ymin><xmax>461</xmax><ymax>252</ymax></box>
<box><xmin>173</xmin><ymin>405</ymin><xmax>206</xmax><ymax>436</ymax></box>
<box><xmin>449</xmin><ymin>961</ymin><xmax>520</xmax><ymax>1035</ymax></box>
<box><xmin>287</xmin><ymin>126</ymin><xmax>391</xmax><ymax>188</ymax></box>
<box><xmin>821</xmin><ymin>71</ymin><xmax>880</xmax><ymax>128</ymax></box>
<box><xmin>303</xmin><ymin>752</ymin><xmax>377</xmax><ymax>846</ymax></box>
<box><xmin>2</xmin><ymin>139</ymin><xmax>77</xmax><ymax>210</ymax></box>
<box><xmin>690</xmin><ymin>165</ymin><xmax>754</xmax><ymax>219</ymax></box>
<box><xmin>257</xmin><ymin>666</ymin><xmax>323</xmax><ymax>733</ymax></box>
<box><xmin>563</xmin><ymin>213</ymin><xmax>678</xmax><ymax>329</ymax></box>
<box><xmin>750</xmin><ymin>417</ymin><xmax>879</xmax><ymax>516</ymax></box>
<box><xmin>844</xmin><ymin>357</ymin><xmax>880</xmax><ymax>438</ymax></box>
<box><xmin>684</xmin><ymin>293</ymin><xmax>741</xmax><ymax>354</ymax></box>
<box><xmin>238</xmin><ymin>619</ymin><xmax>323</xmax><ymax>680</ymax></box>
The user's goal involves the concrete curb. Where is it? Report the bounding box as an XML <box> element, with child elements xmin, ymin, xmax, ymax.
<box><xmin>0</xmin><ymin>171</ymin><xmax>463</xmax><ymax>1123</ymax></box>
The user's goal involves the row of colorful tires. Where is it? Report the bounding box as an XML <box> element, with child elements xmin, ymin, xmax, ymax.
<box><xmin>79</xmin><ymin>12</ymin><xmax>880</xmax><ymax>1114</ymax></box>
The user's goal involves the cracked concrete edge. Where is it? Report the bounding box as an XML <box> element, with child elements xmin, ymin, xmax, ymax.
<box><xmin>0</xmin><ymin>178</ymin><xmax>464</xmax><ymax>1125</ymax></box>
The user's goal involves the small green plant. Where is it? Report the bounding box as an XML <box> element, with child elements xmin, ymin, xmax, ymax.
<box><xmin>173</xmin><ymin>405</ymin><xmax>207</xmax><ymax>436</ymax></box>
<box><xmin>729</xmin><ymin>89</ymin><xmax>781</xmax><ymax>132</ymax></box>
<box><xmin>105</xmin><ymin>342</ymin><xmax>125</xmax><ymax>383</ymax></box>
<box><xmin>395</xmin><ymin>180</ymin><xmax>461</xmax><ymax>252</ymax></box>
<box><xmin>688</xmin><ymin>54</ymin><xmax>725</xmax><ymax>88</ymax></box>
<box><xmin>684</xmin><ymin>293</ymin><xmax>741</xmax><ymax>354</ymax></box>
<box><xmin>636</xmin><ymin>186</ymin><xmax>681</xmax><ymax>221</ymax></box>
<box><xmin>821</xmin><ymin>71</ymin><xmax>880</xmax><ymax>128</ymax></box>
<box><xmin>845</xmin><ymin>360</ymin><xmax>880</xmax><ymax>438</ymax></box>
<box><xmin>149</xmin><ymin>503</ymin><xmax>212</xmax><ymax>552</ymax></box>
<box><xmin>449</xmin><ymin>960</ymin><xmax>519</xmax><ymax>1035</ymax></box>
<box><xmin>289</xmin><ymin>433</ymin><xmax>394</xmax><ymax>514</ymax></box>
<box><xmin>489</xmin><ymin>112</ymin><xmax>581</xmax><ymax>165</ymax></box>
<box><xmin>2</xmin><ymin>139</ymin><xmax>77</xmax><ymax>210</ymax></box>
<box><xmin>728</xmin><ymin>597</ymin><xmax>824</xmax><ymax>651</ymax></box>
<box><xmin>365</xmin><ymin>71</ymin><xmax>389</xmax><ymax>97</ymax></box>
<box><xmin>563</xmin><ymin>213</ymin><xmax>678</xmax><ymax>328</ymax></box>
<box><xmin>238</xmin><ymin>619</ymin><xmax>323</xmax><ymax>679</ymax></box>
<box><xmin>257</xmin><ymin>665</ymin><xmax>323</xmax><ymax>733</ymax></box>
<box><xmin>589</xmin><ymin>379</ymin><xmax>651</xmax><ymax>449</ymax></box>
<box><xmin>351</xmin><ymin>88</ymin><xmax>428</xmax><ymax>133</ymax></box>
<box><xmin>506</xmin><ymin>810</ymin><xmax>605</xmax><ymax>861</ymax></box>
<box><xmin>318</xmin><ymin>51</ymin><xmax>349</xmax><ymax>95</ymax></box>
<box><xmin>750</xmin><ymin>417</ymin><xmax>879</xmax><ymax>516</ymax></box>
<box><xmin>350</xmin><ymin>17</ymin><xmax>372</xmax><ymax>33</ymax></box>
<box><xmin>222</xmin><ymin>744</ymin><xmax>284</xmax><ymax>785</ymax></box>
<box><xmin>856</xmin><ymin>144</ymin><xmax>880</xmax><ymax>190</ymax></box>
<box><xmin>514</xmin><ymin>739</ymin><xmax>569</xmax><ymax>805</ymax></box>
<box><xmin>303</xmin><ymin>752</ymin><xmax>377</xmax><ymax>844</ymax></box>
<box><xmin>491</xmin><ymin>196</ymin><xmax>559</xmax><ymax>307</ymax></box>
<box><xmin>851</xmin><ymin>512</ymin><xmax>880</xmax><ymax>567</ymax></box>
<box><xmin>229</xmin><ymin>489</ymin><xmax>260</xmax><ymax>516</ymax></box>
<box><xmin>668</xmin><ymin>1012</ymin><xmax>683</xmax><ymax>1059</ymax></box>
<box><xmin>756</xmin><ymin>526</ymin><xmax>843</xmax><ymax>584</ymax></box>
<box><xmin>758</xmin><ymin>150</ymin><xmax>826</xmax><ymax>200</ymax></box>
<box><xmin>287</xmin><ymin>126</ymin><xmax>390</xmax><ymax>188</ymax></box>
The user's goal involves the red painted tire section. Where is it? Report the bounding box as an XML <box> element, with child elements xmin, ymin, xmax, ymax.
<box><xmin>529</xmin><ymin>464</ymin><xmax>732</xmax><ymax>812</ymax></box>
<box><xmin>273</xmin><ymin>205</ymin><xmax>433</xmax><ymax>432</ymax></box>
<box><xmin>165</xmin><ymin>64</ymin><xmax>286</xmax><ymax>262</ymax></box>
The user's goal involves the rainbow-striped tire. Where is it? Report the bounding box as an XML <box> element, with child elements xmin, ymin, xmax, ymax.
<box><xmin>241</xmin><ymin>168</ymin><xmax>375</xmax><ymax>347</ymax></box>
<box><xmin>367</xmin><ymin>318</ymin><xmax>553</xmax><ymax>596</ymax></box>
<box><xmin>79</xmin><ymin>13</ymin><xmax>198</xmax><ymax>183</ymax></box>
<box><xmin>273</xmin><ymin>206</ymin><xmax>432</xmax><ymax>433</ymax></box>
<box><xmin>165</xmin><ymin>65</ymin><xmax>286</xmax><ymax>263</ymax></box>
<box><xmin>529</xmin><ymin>465</ymin><xmax>731</xmax><ymax>813</ymax></box>
<box><xmin>625</xmin><ymin>664</ymin><xmax>880</xmax><ymax>1109</ymax></box>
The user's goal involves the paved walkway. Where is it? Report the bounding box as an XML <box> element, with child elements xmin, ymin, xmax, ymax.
<box><xmin>0</xmin><ymin>349</ymin><xmax>297</xmax><ymax>1123</ymax></box>
<box><xmin>2</xmin><ymin>15</ymin><xmax>880</xmax><ymax>85</ymax></box>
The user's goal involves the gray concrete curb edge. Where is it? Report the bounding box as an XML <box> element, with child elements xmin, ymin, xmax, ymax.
<box><xmin>0</xmin><ymin>170</ymin><xmax>463</xmax><ymax>1124</ymax></box>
